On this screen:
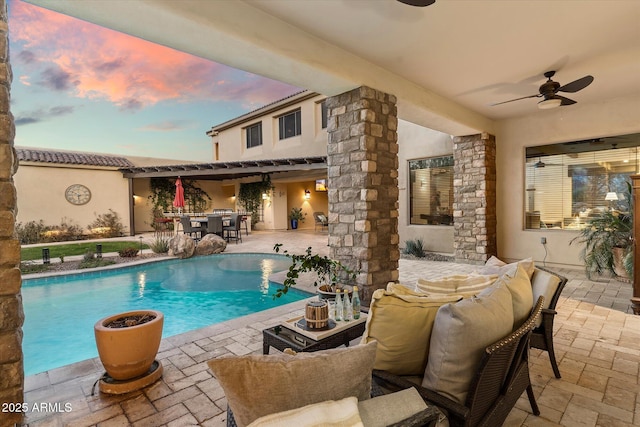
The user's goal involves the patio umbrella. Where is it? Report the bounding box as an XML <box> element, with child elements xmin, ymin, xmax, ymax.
<box><xmin>173</xmin><ymin>177</ymin><xmax>185</xmax><ymax>214</ymax></box>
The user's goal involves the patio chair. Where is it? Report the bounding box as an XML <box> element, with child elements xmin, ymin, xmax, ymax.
<box><xmin>223</xmin><ymin>213</ymin><xmax>242</xmax><ymax>243</ymax></box>
<box><xmin>529</xmin><ymin>266</ymin><xmax>568</xmax><ymax>379</ymax></box>
<box><xmin>373</xmin><ymin>296</ymin><xmax>544</xmax><ymax>427</ymax></box>
<box><xmin>179</xmin><ymin>216</ymin><xmax>204</xmax><ymax>241</ymax></box>
<box><xmin>313</xmin><ymin>211</ymin><xmax>328</xmax><ymax>231</ymax></box>
<box><xmin>206</xmin><ymin>215</ymin><xmax>223</xmax><ymax>237</ymax></box>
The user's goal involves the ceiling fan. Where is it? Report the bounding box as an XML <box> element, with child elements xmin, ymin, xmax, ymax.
<box><xmin>493</xmin><ymin>71</ymin><xmax>594</xmax><ymax>109</ymax></box>
<box><xmin>528</xmin><ymin>158</ymin><xmax>562</xmax><ymax>168</ymax></box>
<box><xmin>397</xmin><ymin>0</ymin><xmax>435</xmax><ymax>6</ymax></box>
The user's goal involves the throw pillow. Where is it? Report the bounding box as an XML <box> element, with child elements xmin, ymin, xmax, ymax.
<box><xmin>416</xmin><ymin>274</ymin><xmax>498</xmax><ymax>296</ymax></box>
<box><xmin>476</xmin><ymin>256</ymin><xmax>535</xmax><ymax>279</ymax></box>
<box><xmin>207</xmin><ymin>341</ymin><xmax>377</xmax><ymax>427</ymax></box>
<box><xmin>361</xmin><ymin>285</ymin><xmax>460</xmax><ymax>375</ymax></box>
<box><xmin>422</xmin><ymin>281</ymin><xmax>514</xmax><ymax>404</ymax></box>
<box><xmin>530</xmin><ymin>268</ymin><xmax>562</xmax><ymax>327</ymax></box>
<box><xmin>247</xmin><ymin>396</ymin><xmax>363</xmax><ymax>427</ymax></box>
<box><xmin>496</xmin><ymin>263</ymin><xmax>534</xmax><ymax>329</ymax></box>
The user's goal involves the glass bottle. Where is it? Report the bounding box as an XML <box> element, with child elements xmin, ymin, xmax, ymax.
<box><xmin>352</xmin><ymin>286</ymin><xmax>361</xmax><ymax>319</ymax></box>
<box><xmin>343</xmin><ymin>289</ymin><xmax>352</xmax><ymax>321</ymax></box>
<box><xmin>334</xmin><ymin>290</ymin><xmax>343</xmax><ymax>321</ymax></box>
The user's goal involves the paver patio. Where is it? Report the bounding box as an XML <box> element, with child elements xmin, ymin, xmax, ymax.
<box><xmin>21</xmin><ymin>230</ymin><xmax>640</xmax><ymax>426</ymax></box>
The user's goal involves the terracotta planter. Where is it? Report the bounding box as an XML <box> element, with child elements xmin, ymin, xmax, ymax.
<box><xmin>94</xmin><ymin>310</ymin><xmax>164</xmax><ymax>380</ymax></box>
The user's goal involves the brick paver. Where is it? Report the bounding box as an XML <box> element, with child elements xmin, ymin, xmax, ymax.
<box><xmin>21</xmin><ymin>230</ymin><xmax>640</xmax><ymax>426</ymax></box>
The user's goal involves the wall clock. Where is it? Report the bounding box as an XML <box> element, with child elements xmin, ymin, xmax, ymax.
<box><xmin>65</xmin><ymin>184</ymin><xmax>91</xmax><ymax>205</ymax></box>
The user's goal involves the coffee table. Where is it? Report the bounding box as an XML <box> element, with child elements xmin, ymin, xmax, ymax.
<box><xmin>263</xmin><ymin>314</ymin><xmax>367</xmax><ymax>354</ymax></box>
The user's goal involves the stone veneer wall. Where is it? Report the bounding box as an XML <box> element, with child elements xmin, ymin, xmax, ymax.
<box><xmin>0</xmin><ymin>2</ymin><xmax>24</xmax><ymax>426</ymax></box>
<box><xmin>453</xmin><ymin>133</ymin><xmax>497</xmax><ymax>264</ymax></box>
<box><xmin>325</xmin><ymin>86</ymin><xmax>399</xmax><ymax>305</ymax></box>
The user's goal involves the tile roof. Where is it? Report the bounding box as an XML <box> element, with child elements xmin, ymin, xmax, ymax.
<box><xmin>16</xmin><ymin>148</ymin><xmax>134</xmax><ymax>168</ymax></box>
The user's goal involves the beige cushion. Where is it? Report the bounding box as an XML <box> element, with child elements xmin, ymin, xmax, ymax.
<box><xmin>422</xmin><ymin>282</ymin><xmax>514</xmax><ymax>404</ymax></box>
<box><xmin>207</xmin><ymin>341</ymin><xmax>377</xmax><ymax>427</ymax></box>
<box><xmin>361</xmin><ymin>285</ymin><xmax>460</xmax><ymax>376</ymax></box>
<box><xmin>416</xmin><ymin>274</ymin><xmax>498</xmax><ymax>296</ymax></box>
<box><xmin>531</xmin><ymin>268</ymin><xmax>562</xmax><ymax>327</ymax></box>
<box><xmin>358</xmin><ymin>387</ymin><xmax>428</xmax><ymax>427</ymax></box>
<box><xmin>496</xmin><ymin>263</ymin><xmax>534</xmax><ymax>329</ymax></box>
<box><xmin>477</xmin><ymin>256</ymin><xmax>535</xmax><ymax>279</ymax></box>
<box><xmin>247</xmin><ymin>397</ymin><xmax>364</xmax><ymax>427</ymax></box>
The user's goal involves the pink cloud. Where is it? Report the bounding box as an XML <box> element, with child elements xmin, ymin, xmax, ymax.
<box><xmin>9</xmin><ymin>1</ymin><xmax>299</xmax><ymax>110</ymax></box>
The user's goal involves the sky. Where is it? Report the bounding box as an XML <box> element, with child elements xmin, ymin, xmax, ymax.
<box><xmin>8</xmin><ymin>0</ymin><xmax>301</xmax><ymax>162</ymax></box>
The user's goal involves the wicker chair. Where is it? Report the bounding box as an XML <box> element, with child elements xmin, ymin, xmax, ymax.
<box><xmin>530</xmin><ymin>267</ymin><xmax>568</xmax><ymax>378</ymax></box>
<box><xmin>373</xmin><ymin>296</ymin><xmax>544</xmax><ymax>427</ymax></box>
<box><xmin>313</xmin><ymin>211</ymin><xmax>328</xmax><ymax>231</ymax></box>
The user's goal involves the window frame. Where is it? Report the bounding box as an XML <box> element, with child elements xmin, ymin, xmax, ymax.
<box><xmin>408</xmin><ymin>155</ymin><xmax>454</xmax><ymax>227</ymax></box>
<box><xmin>245</xmin><ymin>122</ymin><xmax>262</xmax><ymax>149</ymax></box>
<box><xmin>278</xmin><ymin>109</ymin><xmax>302</xmax><ymax>140</ymax></box>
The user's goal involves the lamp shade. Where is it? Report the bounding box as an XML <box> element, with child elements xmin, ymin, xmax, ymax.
<box><xmin>605</xmin><ymin>192</ymin><xmax>619</xmax><ymax>201</ymax></box>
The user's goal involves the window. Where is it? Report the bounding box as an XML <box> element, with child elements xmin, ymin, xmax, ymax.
<box><xmin>320</xmin><ymin>100</ymin><xmax>328</xmax><ymax>129</ymax></box>
<box><xmin>409</xmin><ymin>156</ymin><xmax>454</xmax><ymax>226</ymax></box>
<box><xmin>524</xmin><ymin>133</ymin><xmax>640</xmax><ymax>230</ymax></box>
<box><xmin>246</xmin><ymin>122</ymin><xmax>262</xmax><ymax>149</ymax></box>
<box><xmin>278</xmin><ymin>109</ymin><xmax>301</xmax><ymax>140</ymax></box>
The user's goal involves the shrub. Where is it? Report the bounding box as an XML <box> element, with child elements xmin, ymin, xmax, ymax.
<box><xmin>89</xmin><ymin>209</ymin><xmax>125</xmax><ymax>238</ymax></box>
<box><xmin>118</xmin><ymin>247</ymin><xmax>139</xmax><ymax>258</ymax></box>
<box><xmin>43</xmin><ymin>218</ymin><xmax>85</xmax><ymax>242</ymax></box>
<box><xmin>15</xmin><ymin>220</ymin><xmax>48</xmax><ymax>244</ymax></box>
<box><xmin>149</xmin><ymin>237</ymin><xmax>170</xmax><ymax>254</ymax></box>
<box><xmin>403</xmin><ymin>238</ymin><xmax>426</xmax><ymax>258</ymax></box>
<box><xmin>83</xmin><ymin>250</ymin><xmax>95</xmax><ymax>262</ymax></box>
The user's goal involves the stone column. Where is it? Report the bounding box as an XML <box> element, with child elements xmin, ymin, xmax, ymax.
<box><xmin>326</xmin><ymin>86</ymin><xmax>399</xmax><ymax>305</ymax></box>
<box><xmin>0</xmin><ymin>2</ymin><xmax>24</xmax><ymax>426</ymax></box>
<box><xmin>453</xmin><ymin>133</ymin><xmax>497</xmax><ymax>264</ymax></box>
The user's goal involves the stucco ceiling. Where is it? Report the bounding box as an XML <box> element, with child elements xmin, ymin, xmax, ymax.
<box><xmin>26</xmin><ymin>0</ymin><xmax>640</xmax><ymax>136</ymax></box>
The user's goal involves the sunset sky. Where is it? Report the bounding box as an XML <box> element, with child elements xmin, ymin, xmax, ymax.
<box><xmin>8</xmin><ymin>0</ymin><xmax>300</xmax><ymax>161</ymax></box>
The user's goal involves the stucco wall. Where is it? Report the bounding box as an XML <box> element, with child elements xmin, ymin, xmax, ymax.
<box><xmin>15</xmin><ymin>164</ymin><xmax>131</xmax><ymax>234</ymax></box>
<box><xmin>495</xmin><ymin>94</ymin><xmax>640</xmax><ymax>267</ymax></box>
<box><xmin>285</xmin><ymin>181</ymin><xmax>328</xmax><ymax>230</ymax></box>
<box><xmin>212</xmin><ymin>94</ymin><xmax>328</xmax><ymax>161</ymax></box>
<box><xmin>397</xmin><ymin>119</ymin><xmax>454</xmax><ymax>253</ymax></box>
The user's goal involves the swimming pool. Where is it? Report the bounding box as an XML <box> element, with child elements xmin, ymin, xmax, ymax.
<box><xmin>22</xmin><ymin>253</ymin><xmax>310</xmax><ymax>376</ymax></box>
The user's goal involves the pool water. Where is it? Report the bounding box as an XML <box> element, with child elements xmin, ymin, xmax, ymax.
<box><xmin>22</xmin><ymin>254</ymin><xmax>309</xmax><ymax>376</ymax></box>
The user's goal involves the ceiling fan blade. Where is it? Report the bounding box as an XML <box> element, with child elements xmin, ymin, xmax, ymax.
<box><xmin>397</xmin><ymin>0</ymin><xmax>436</xmax><ymax>6</ymax></box>
<box><xmin>491</xmin><ymin>94</ymin><xmax>540</xmax><ymax>106</ymax></box>
<box><xmin>558</xmin><ymin>75</ymin><xmax>594</xmax><ymax>93</ymax></box>
<box><xmin>557</xmin><ymin>95</ymin><xmax>577</xmax><ymax>106</ymax></box>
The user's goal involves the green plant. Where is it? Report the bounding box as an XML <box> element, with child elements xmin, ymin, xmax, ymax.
<box><xmin>118</xmin><ymin>247</ymin><xmax>139</xmax><ymax>258</ymax></box>
<box><xmin>570</xmin><ymin>180</ymin><xmax>633</xmax><ymax>279</ymax></box>
<box><xmin>59</xmin><ymin>255</ymin><xmax>64</xmax><ymax>263</ymax></box>
<box><xmin>403</xmin><ymin>238</ymin><xmax>426</xmax><ymax>257</ymax></box>
<box><xmin>288</xmin><ymin>207</ymin><xmax>306</xmax><ymax>222</ymax></box>
<box><xmin>148</xmin><ymin>177</ymin><xmax>211</xmax><ymax>214</ymax></box>
<box><xmin>89</xmin><ymin>209</ymin><xmax>125</xmax><ymax>238</ymax></box>
<box><xmin>273</xmin><ymin>244</ymin><xmax>358</xmax><ymax>298</ymax></box>
<box><xmin>238</xmin><ymin>174</ymin><xmax>274</xmax><ymax>226</ymax></box>
<box><xmin>83</xmin><ymin>250</ymin><xmax>95</xmax><ymax>262</ymax></box>
<box><xmin>149</xmin><ymin>237</ymin><xmax>171</xmax><ymax>254</ymax></box>
<box><xmin>41</xmin><ymin>218</ymin><xmax>85</xmax><ymax>242</ymax></box>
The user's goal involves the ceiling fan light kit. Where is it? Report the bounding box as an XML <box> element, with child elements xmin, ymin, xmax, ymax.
<box><xmin>538</xmin><ymin>98</ymin><xmax>562</xmax><ymax>110</ymax></box>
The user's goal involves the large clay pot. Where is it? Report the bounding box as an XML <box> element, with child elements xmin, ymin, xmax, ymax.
<box><xmin>94</xmin><ymin>310</ymin><xmax>164</xmax><ymax>380</ymax></box>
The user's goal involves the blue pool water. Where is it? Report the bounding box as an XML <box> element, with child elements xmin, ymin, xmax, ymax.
<box><xmin>22</xmin><ymin>254</ymin><xmax>309</xmax><ymax>376</ymax></box>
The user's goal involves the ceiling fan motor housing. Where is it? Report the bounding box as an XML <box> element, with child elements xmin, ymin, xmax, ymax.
<box><xmin>540</xmin><ymin>80</ymin><xmax>560</xmax><ymax>99</ymax></box>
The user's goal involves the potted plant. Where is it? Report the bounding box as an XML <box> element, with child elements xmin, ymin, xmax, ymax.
<box><xmin>273</xmin><ymin>244</ymin><xmax>358</xmax><ymax>299</ymax></box>
<box><xmin>94</xmin><ymin>310</ymin><xmax>164</xmax><ymax>381</ymax></box>
<box><xmin>288</xmin><ymin>207</ymin><xmax>306</xmax><ymax>230</ymax></box>
<box><xmin>570</xmin><ymin>181</ymin><xmax>633</xmax><ymax>281</ymax></box>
